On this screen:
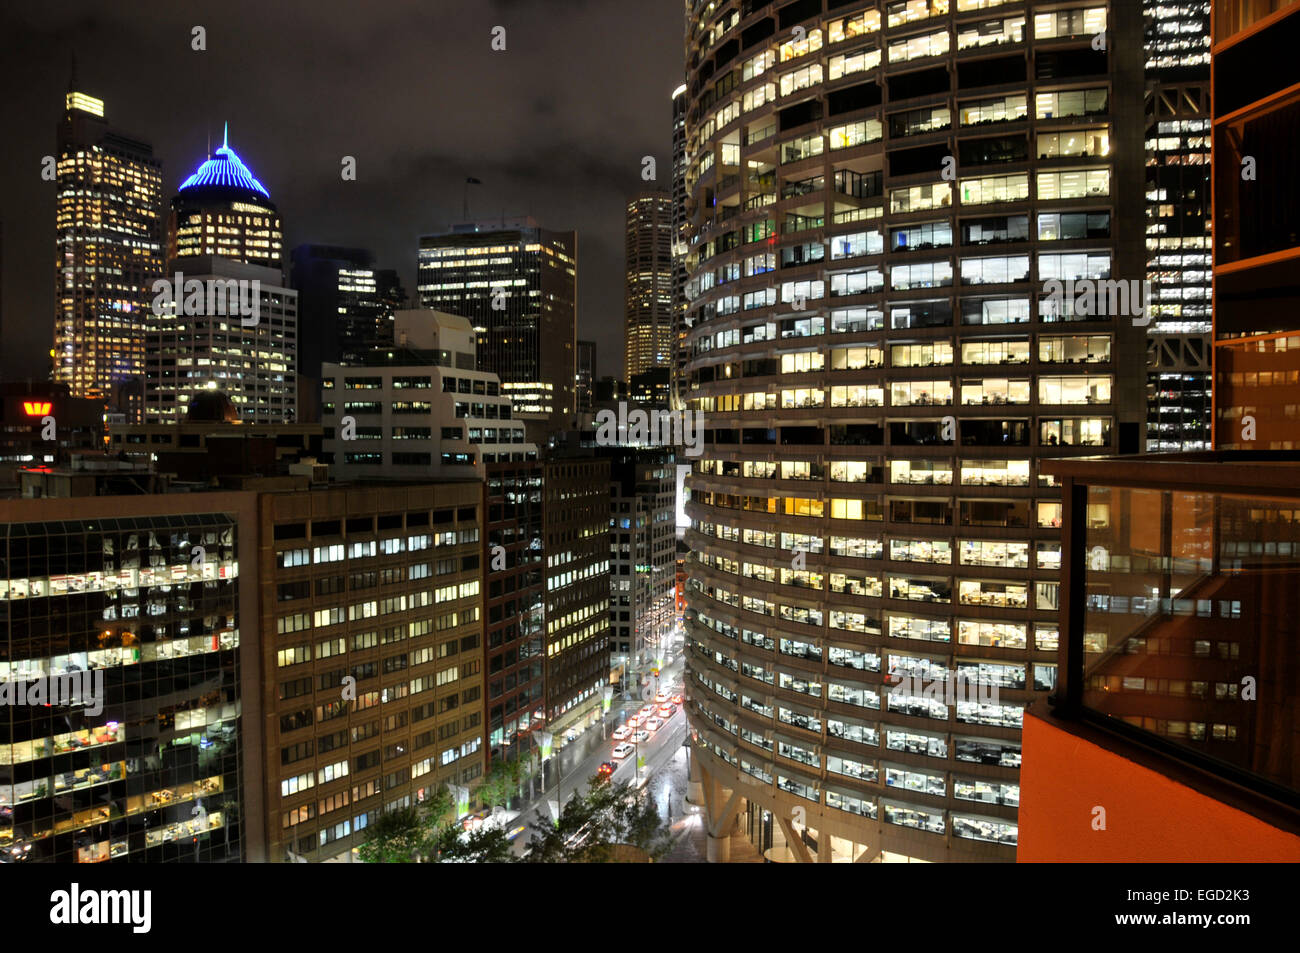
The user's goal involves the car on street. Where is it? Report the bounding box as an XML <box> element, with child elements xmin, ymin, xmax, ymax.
<box><xmin>633</xmin><ymin>730</ymin><xmax>651</xmax><ymax>744</ymax></box>
<box><xmin>645</xmin><ymin>716</ymin><xmax>663</xmax><ymax>731</ymax></box>
<box><xmin>611</xmin><ymin>726</ymin><xmax>631</xmax><ymax>741</ymax></box>
<box><xmin>639</xmin><ymin>704</ymin><xmax>655</xmax><ymax>717</ymax></box>
<box><xmin>597</xmin><ymin>761</ymin><xmax>615</xmax><ymax>778</ymax></box>
<box><xmin>612</xmin><ymin>742</ymin><xmax>635</xmax><ymax>759</ymax></box>
<box><xmin>655</xmin><ymin>691</ymin><xmax>670</xmax><ymax>703</ymax></box>
<box><xmin>671</xmin><ymin>694</ymin><xmax>684</xmax><ymax>705</ymax></box>
<box><xmin>627</xmin><ymin>715</ymin><xmax>643</xmax><ymax>728</ymax></box>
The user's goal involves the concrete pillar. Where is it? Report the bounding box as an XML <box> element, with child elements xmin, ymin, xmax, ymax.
<box><xmin>685</xmin><ymin>748</ymin><xmax>705</xmax><ymax>808</ymax></box>
<box><xmin>706</xmin><ymin>832</ymin><xmax>731</xmax><ymax>863</ymax></box>
<box><xmin>818</xmin><ymin>832</ymin><xmax>834</xmax><ymax>863</ymax></box>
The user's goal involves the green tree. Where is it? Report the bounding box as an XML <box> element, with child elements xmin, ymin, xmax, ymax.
<box><xmin>475</xmin><ymin>757</ymin><xmax>519</xmax><ymax>810</ymax></box>
<box><xmin>358</xmin><ymin>786</ymin><xmax>518</xmax><ymax>863</ymax></box>
<box><xmin>357</xmin><ymin>789</ymin><xmax>452</xmax><ymax>863</ymax></box>
<box><xmin>522</xmin><ymin>773</ymin><xmax>671</xmax><ymax>863</ymax></box>
<box><xmin>432</xmin><ymin>823</ymin><xmax>514</xmax><ymax>863</ymax></box>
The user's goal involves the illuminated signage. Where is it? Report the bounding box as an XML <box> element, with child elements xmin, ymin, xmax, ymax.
<box><xmin>23</xmin><ymin>402</ymin><xmax>52</xmax><ymax>417</ymax></box>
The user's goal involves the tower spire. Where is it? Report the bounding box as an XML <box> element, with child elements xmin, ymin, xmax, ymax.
<box><xmin>223</xmin><ymin>121</ymin><xmax>228</xmax><ymax>151</ymax></box>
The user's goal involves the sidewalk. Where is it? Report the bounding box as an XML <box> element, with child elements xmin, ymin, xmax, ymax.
<box><xmin>658</xmin><ymin>740</ymin><xmax>764</xmax><ymax>863</ymax></box>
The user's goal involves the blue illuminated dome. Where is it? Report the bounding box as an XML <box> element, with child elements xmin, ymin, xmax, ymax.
<box><xmin>177</xmin><ymin>124</ymin><xmax>270</xmax><ymax>199</ymax></box>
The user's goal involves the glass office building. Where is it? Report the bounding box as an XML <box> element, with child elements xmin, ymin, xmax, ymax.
<box><xmin>680</xmin><ymin>0</ymin><xmax>1147</xmax><ymax>862</ymax></box>
<box><xmin>417</xmin><ymin>219</ymin><xmax>577</xmax><ymax>434</ymax></box>
<box><xmin>0</xmin><ymin>503</ymin><xmax>244</xmax><ymax>862</ymax></box>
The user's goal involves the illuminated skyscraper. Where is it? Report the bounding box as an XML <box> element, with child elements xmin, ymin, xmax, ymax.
<box><xmin>167</xmin><ymin>125</ymin><xmax>283</xmax><ymax>273</ymax></box>
<box><xmin>54</xmin><ymin>90</ymin><xmax>164</xmax><ymax>417</ymax></box>
<box><xmin>681</xmin><ymin>0</ymin><xmax>1147</xmax><ymax>863</ymax></box>
<box><xmin>672</xmin><ymin>83</ymin><xmax>692</xmax><ymax>410</ymax></box>
<box><xmin>1144</xmin><ymin>1</ymin><xmax>1212</xmax><ymax>450</ymax></box>
<box><xmin>145</xmin><ymin>139</ymin><xmax>297</xmax><ymax>424</ymax></box>
<box><xmin>625</xmin><ymin>191</ymin><xmax>676</xmax><ymax>382</ymax></box>
<box><xmin>416</xmin><ymin>219</ymin><xmax>576</xmax><ymax>434</ymax></box>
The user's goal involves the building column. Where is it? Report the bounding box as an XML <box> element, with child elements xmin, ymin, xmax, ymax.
<box><xmin>684</xmin><ymin>743</ymin><xmax>705</xmax><ymax>808</ymax></box>
<box><xmin>699</xmin><ymin>759</ymin><xmax>743</xmax><ymax>863</ymax></box>
<box><xmin>706</xmin><ymin>832</ymin><xmax>732</xmax><ymax>863</ymax></box>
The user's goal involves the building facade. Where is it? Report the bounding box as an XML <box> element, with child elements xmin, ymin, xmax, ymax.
<box><xmin>576</xmin><ymin>339</ymin><xmax>597</xmax><ymax>416</ymax></box>
<box><xmin>541</xmin><ymin>457</ymin><xmax>611</xmax><ymax>734</ymax></box>
<box><xmin>606</xmin><ymin>448</ymin><xmax>678</xmax><ymax>689</ymax></box>
<box><xmin>0</xmin><ymin>490</ymin><xmax>254</xmax><ymax>863</ymax></box>
<box><xmin>143</xmin><ymin>257</ymin><xmax>298</xmax><ymax>424</ymax></box>
<box><xmin>672</xmin><ymin>84</ymin><xmax>693</xmax><ymax>411</ymax></box>
<box><xmin>1210</xmin><ymin>0</ymin><xmax>1300</xmax><ymax>447</ymax></box>
<box><xmin>262</xmin><ymin>482</ymin><xmax>486</xmax><ymax>862</ymax></box>
<box><xmin>289</xmin><ymin>244</ymin><xmax>406</xmax><ymax>422</ymax></box>
<box><xmin>416</xmin><ymin>219</ymin><xmax>577</xmax><ymax>434</ymax></box>
<box><xmin>1144</xmin><ymin>0</ymin><xmax>1212</xmax><ymax>451</ymax></box>
<box><xmin>484</xmin><ymin>460</ymin><xmax>546</xmax><ymax>762</ymax></box>
<box><xmin>321</xmin><ymin>310</ymin><xmax>535</xmax><ymax>482</ymax></box>
<box><xmin>681</xmin><ymin>0</ymin><xmax>1146</xmax><ymax>862</ymax></box>
<box><xmin>54</xmin><ymin>91</ymin><xmax>164</xmax><ymax>417</ymax></box>
<box><xmin>626</xmin><ymin>191</ymin><xmax>677</xmax><ymax>381</ymax></box>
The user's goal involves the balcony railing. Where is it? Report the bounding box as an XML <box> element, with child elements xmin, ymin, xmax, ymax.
<box><xmin>1046</xmin><ymin>451</ymin><xmax>1300</xmax><ymax>808</ymax></box>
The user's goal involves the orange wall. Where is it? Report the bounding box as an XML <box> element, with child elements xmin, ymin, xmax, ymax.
<box><xmin>1018</xmin><ymin>711</ymin><xmax>1300</xmax><ymax>862</ymax></box>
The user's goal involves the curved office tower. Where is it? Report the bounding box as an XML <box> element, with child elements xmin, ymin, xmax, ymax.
<box><xmin>681</xmin><ymin>0</ymin><xmax>1146</xmax><ymax>862</ymax></box>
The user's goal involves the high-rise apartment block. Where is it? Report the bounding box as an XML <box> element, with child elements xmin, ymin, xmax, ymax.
<box><xmin>417</xmin><ymin>220</ymin><xmax>577</xmax><ymax>434</ymax></box>
<box><xmin>626</xmin><ymin>191</ymin><xmax>676</xmax><ymax>381</ymax></box>
<box><xmin>54</xmin><ymin>91</ymin><xmax>164</xmax><ymax>418</ymax></box>
<box><xmin>681</xmin><ymin>0</ymin><xmax>1146</xmax><ymax>862</ymax></box>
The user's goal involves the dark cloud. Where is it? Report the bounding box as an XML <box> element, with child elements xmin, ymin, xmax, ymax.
<box><xmin>0</xmin><ymin>0</ymin><xmax>682</xmax><ymax>382</ymax></box>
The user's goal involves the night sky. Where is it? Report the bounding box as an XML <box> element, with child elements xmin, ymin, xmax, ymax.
<box><xmin>0</xmin><ymin>0</ymin><xmax>684</xmax><ymax>384</ymax></box>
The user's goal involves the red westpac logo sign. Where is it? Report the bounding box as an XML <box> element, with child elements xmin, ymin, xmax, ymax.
<box><xmin>23</xmin><ymin>401</ymin><xmax>52</xmax><ymax>417</ymax></box>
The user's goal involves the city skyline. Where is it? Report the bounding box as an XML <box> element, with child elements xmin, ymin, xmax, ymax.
<box><xmin>0</xmin><ymin>0</ymin><xmax>1297</xmax><ymax>888</ymax></box>
<box><xmin>0</xmin><ymin>0</ymin><xmax>684</xmax><ymax>384</ymax></box>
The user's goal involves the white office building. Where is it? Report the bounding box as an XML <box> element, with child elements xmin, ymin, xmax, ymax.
<box><xmin>144</xmin><ymin>256</ymin><xmax>297</xmax><ymax>424</ymax></box>
<box><xmin>322</xmin><ymin>310</ymin><xmax>536</xmax><ymax>481</ymax></box>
